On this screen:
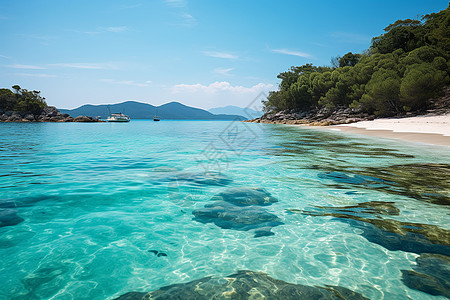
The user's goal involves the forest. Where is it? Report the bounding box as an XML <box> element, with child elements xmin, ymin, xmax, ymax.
<box><xmin>263</xmin><ymin>5</ymin><xmax>450</xmax><ymax>116</ymax></box>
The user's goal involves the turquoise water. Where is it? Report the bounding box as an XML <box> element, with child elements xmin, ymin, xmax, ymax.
<box><xmin>0</xmin><ymin>120</ymin><xmax>449</xmax><ymax>299</ymax></box>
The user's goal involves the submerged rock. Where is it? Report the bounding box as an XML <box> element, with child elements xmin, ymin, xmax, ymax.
<box><xmin>316</xmin><ymin>164</ymin><xmax>450</xmax><ymax>206</ymax></box>
<box><xmin>299</xmin><ymin>201</ymin><xmax>450</xmax><ymax>255</ymax></box>
<box><xmin>171</xmin><ymin>171</ymin><xmax>232</xmax><ymax>186</ymax></box>
<box><xmin>401</xmin><ymin>253</ymin><xmax>450</xmax><ymax>298</ymax></box>
<box><xmin>0</xmin><ymin>209</ymin><xmax>24</xmax><ymax>228</ymax></box>
<box><xmin>193</xmin><ymin>201</ymin><xmax>282</xmax><ymax>237</ymax></box>
<box><xmin>114</xmin><ymin>270</ymin><xmax>369</xmax><ymax>300</ymax></box>
<box><xmin>211</xmin><ymin>187</ymin><xmax>278</xmax><ymax>206</ymax></box>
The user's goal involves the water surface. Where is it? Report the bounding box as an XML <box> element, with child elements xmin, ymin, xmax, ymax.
<box><xmin>0</xmin><ymin>121</ymin><xmax>449</xmax><ymax>299</ymax></box>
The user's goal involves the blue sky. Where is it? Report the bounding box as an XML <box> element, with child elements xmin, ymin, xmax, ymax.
<box><xmin>0</xmin><ymin>0</ymin><xmax>448</xmax><ymax>110</ymax></box>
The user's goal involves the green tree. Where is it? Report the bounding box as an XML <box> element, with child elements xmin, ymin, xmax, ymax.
<box><xmin>356</xmin><ymin>69</ymin><xmax>402</xmax><ymax>116</ymax></box>
<box><xmin>338</xmin><ymin>52</ymin><xmax>361</xmax><ymax>67</ymax></box>
<box><xmin>399</xmin><ymin>63</ymin><xmax>449</xmax><ymax>111</ymax></box>
<box><xmin>0</xmin><ymin>88</ymin><xmax>17</xmax><ymax>111</ymax></box>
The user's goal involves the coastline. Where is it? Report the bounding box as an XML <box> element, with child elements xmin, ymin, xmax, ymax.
<box><xmin>315</xmin><ymin>114</ymin><xmax>450</xmax><ymax>147</ymax></box>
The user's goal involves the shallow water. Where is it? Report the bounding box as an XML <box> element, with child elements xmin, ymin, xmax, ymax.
<box><xmin>0</xmin><ymin>120</ymin><xmax>449</xmax><ymax>299</ymax></box>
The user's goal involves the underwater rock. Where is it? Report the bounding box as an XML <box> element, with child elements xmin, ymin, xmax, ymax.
<box><xmin>211</xmin><ymin>187</ymin><xmax>278</xmax><ymax>206</ymax></box>
<box><xmin>401</xmin><ymin>253</ymin><xmax>450</xmax><ymax>298</ymax></box>
<box><xmin>0</xmin><ymin>209</ymin><xmax>24</xmax><ymax>228</ymax></box>
<box><xmin>114</xmin><ymin>270</ymin><xmax>369</xmax><ymax>300</ymax></box>
<box><xmin>171</xmin><ymin>171</ymin><xmax>232</xmax><ymax>186</ymax></box>
<box><xmin>299</xmin><ymin>201</ymin><xmax>450</xmax><ymax>255</ymax></box>
<box><xmin>316</xmin><ymin>163</ymin><xmax>450</xmax><ymax>206</ymax></box>
<box><xmin>193</xmin><ymin>201</ymin><xmax>283</xmax><ymax>237</ymax></box>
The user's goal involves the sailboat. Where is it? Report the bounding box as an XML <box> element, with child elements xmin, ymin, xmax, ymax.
<box><xmin>153</xmin><ymin>109</ymin><xmax>160</xmax><ymax>121</ymax></box>
<box><xmin>106</xmin><ymin>106</ymin><xmax>130</xmax><ymax>122</ymax></box>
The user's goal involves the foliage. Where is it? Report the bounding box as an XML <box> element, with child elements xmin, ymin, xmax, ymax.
<box><xmin>264</xmin><ymin>4</ymin><xmax>450</xmax><ymax>116</ymax></box>
<box><xmin>0</xmin><ymin>85</ymin><xmax>47</xmax><ymax>114</ymax></box>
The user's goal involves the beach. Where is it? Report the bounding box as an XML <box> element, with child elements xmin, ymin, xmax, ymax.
<box><xmin>325</xmin><ymin>113</ymin><xmax>450</xmax><ymax>147</ymax></box>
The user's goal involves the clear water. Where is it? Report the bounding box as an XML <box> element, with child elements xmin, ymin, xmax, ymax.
<box><xmin>0</xmin><ymin>121</ymin><xmax>449</xmax><ymax>299</ymax></box>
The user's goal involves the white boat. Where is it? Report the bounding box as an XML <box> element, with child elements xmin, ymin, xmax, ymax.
<box><xmin>106</xmin><ymin>105</ymin><xmax>130</xmax><ymax>122</ymax></box>
<box><xmin>107</xmin><ymin>113</ymin><xmax>130</xmax><ymax>122</ymax></box>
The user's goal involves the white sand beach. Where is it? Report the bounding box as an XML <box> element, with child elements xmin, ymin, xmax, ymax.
<box><xmin>327</xmin><ymin>114</ymin><xmax>450</xmax><ymax>146</ymax></box>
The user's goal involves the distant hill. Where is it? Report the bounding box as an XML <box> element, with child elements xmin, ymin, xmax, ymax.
<box><xmin>208</xmin><ymin>105</ymin><xmax>263</xmax><ymax>119</ymax></box>
<box><xmin>59</xmin><ymin>101</ymin><xmax>246</xmax><ymax>120</ymax></box>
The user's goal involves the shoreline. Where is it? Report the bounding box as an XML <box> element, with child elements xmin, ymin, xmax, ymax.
<box><xmin>316</xmin><ymin>114</ymin><xmax>450</xmax><ymax>147</ymax></box>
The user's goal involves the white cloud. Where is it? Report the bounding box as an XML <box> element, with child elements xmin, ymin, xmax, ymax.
<box><xmin>170</xmin><ymin>81</ymin><xmax>274</xmax><ymax>109</ymax></box>
<box><xmin>8</xmin><ymin>64</ymin><xmax>46</xmax><ymax>69</ymax></box>
<box><xmin>165</xmin><ymin>0</ymin><xmax>187</xmax><ymax>8</ymax></box>
<box><xmin>173</xmin><ymin>81</ymin><xmax>273</xmax><ymax>94</ymax></box>
<box><xmin>50</xmin><ymin>63</ymin><xmax>118</xmax><ymax>70</ymax></box>
<box><xmin>271</xmin><ymin>48</ymin><xmax>312</xmax><ymax>59</ymax></box>
<box><xmin>203</xmin><ymin>51</ymin><xmax>238</xmax><ymax>59</ymax></box>
<box><xmin>14</xmin><ymin>73</ymin><xmax>56</xmax><ymax>78</ymax></box>
<box><xmin>101</xmin><ymin>79</ymin><xmax>152</xmax><ymax>87</ymax></box>
<box><xmin>0</xmin><ymin>54</ymin><xmax>11</xmax><ymax>59</ymax></box>
<box><xmin>105</xmin><ymin>26</ymin><xmax>129</xmax><ymax>33</ymax></box>
<box><xmin>213</xmin><ymin>68</ymin><xmax>233</xmax><ymax>75</ymax></box>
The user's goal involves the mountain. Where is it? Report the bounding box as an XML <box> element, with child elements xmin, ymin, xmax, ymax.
<box><xmin>59</xmin><ymin>101</ymin><xmax>246</xmax><ymax>120</ymax></box>
<box><xmin>208</xmin><ymin>105</ymin><xmax>263</xmax><ymax>119</ymax></box>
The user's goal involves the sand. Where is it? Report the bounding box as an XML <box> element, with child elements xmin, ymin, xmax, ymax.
<box><xmin>326</xmin><ymin>114</ymin><xmax>450</xmax><ymax>147</ymax></box>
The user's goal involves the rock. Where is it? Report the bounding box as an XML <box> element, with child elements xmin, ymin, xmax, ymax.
<box><xmin>114</xmin><ymin>270</ymin><xmax>369</xmax><ymax>300</ymax></box>
<box><xmin>42</xmin><ymin>106</ymin><xmax>60</xmax><ymax>117</ymax></box>
<box><xmin>317</xmin><ymin>164</ymin><xmax>450</xmax><ymax>206</ymax></box>
<box><xmin>299</xmin><ymin>201</ymin><xmax>450</xmax><ymax>256</ymax></box>
<box><xmin>0</xmin><ymin>209</ymin><xmax>24</xmax><ymax>228</ymax></box>
<box><xmin>212</xmin><ymin>187</ymin><xmax>278</xmax><ymax>206</ymax></box>
<box><xmin>401</xmin><ymin>253</ymin><xmax>450</xmax><ymax>298</ymax></box>
<box><xmin>193</xmin><ymin>200</ymin><xmax>282</xmax><ymax>237</ymax></box>
<box><xmin>73</xmin><ymin>116</ymin><xmax>94</xmax><ymax>122</ymax></box>
<box><xmin>24</xmin><ymin>114</ymin><xmax>35</xmax><ymax>121</ymax></box>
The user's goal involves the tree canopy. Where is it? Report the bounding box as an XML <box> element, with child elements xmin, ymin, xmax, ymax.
<box><xmin>263</xmin><ymin>4</ymin><xmax>450</xmax><ymax>116</ymax></box>
<box><xmin>0</xmin><ymin>85</ymin><xmax>48</xmax><ymax>114</ymax></box>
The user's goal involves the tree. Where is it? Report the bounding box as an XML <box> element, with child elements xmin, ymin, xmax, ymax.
<box><xmin>0</xmin><ymin>89</ymin><xmax>17</xmax><ymax>111</ymax></box>
<box><xmin>338</xmin><ymin>52</ymin><xmax>361</xmax><ymax>67</ymax></box>
<box><xmin>399</xmin><ymin>63</ymin><xmax>449</xmax><ymax>111</ymax></box>
<box><xmin>355</xmin><ymin>69</ymin><xmax>402</xmax><ymax>116</ymax></box>
<box><xmin>0</xmin><ymin>85</ymin><xmax>47</xmax><ymax>114</ymax></box>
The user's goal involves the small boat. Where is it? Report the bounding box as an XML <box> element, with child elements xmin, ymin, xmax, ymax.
<box><xmin>107</xmin><ymin>113</ymin><xmax>130</xmax><ymax>122</ymax></box>
<box><xmin>153</xmin><ymin>115</ymin><xmax>160</xmax><ymax>122</ymax></box>
<box><xmin>106</xmin><ymin>106</ymin><xmax>130</xmax><ymax>122</ymax></box>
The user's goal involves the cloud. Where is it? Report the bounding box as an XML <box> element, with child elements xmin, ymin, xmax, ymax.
<box><xmin>105</xmin><ymin>26</ymin><xmax>129</xmax><ymax>33</ymax></box>
<box><xmin>203</xmin><ymin>51</ymin><xmax>238</xmax><ymax>59</ymax></box>
<box><xmin>50</xmin><ymin>63</ymin><xmax>118</xmax><ymax>70</ymax></box>
<box><xmin>14</xmin><ymin>73</ymin><xmax>56</xmax><ymax>78</ymax></box>
<box><xmin>73</xmin><ymin>26</ymin><xmax>130</xmax><ymax>35</ymax></box>
<box><xmin>331</xmin><ymin>32</ymin><xmax>371</xmax><ymax>44</ymax></box>
<box><xmin>101</xmin><ymin>79</ymin><xmax>152</xmax><ymax>87</ymax></box>
<box><xmin>8</xmin><ymin>64</ymin><xmax>46</xmax><ymax>69</ymax></box>
<box><xmin>271</xmin><ymin>48</ymin><xmax>312</xmax><ymax>59</ymax></box>
<box><xmin>172</xmin><ymin>81</ymin><xmax>273</xmax><ymax>94</ymax></box>
<box><xmin>165</xmin><ymin>0</ymin><xmax>186</xmax><ymax>8</ymax></box>
<box><xmin>213</xmin><ymin>68</ymin><xmax>233</xmax><ymax>75</ymax></box>
<box><xmin>170</xmin><ymin>81</ymin><xmax>274</xmax><ymax>109</ymax></box>
<box><xmin>0</xmin><ymin>54</ymin><xmax>11</xmax><ymax>59</ymax></box>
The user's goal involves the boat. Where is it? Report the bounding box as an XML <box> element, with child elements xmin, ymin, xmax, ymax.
<box><xmin>107</xmin><ymin>113</ymin><xmax>130</xmax><ymax>122</ymax></box>
<box><xmin>153</xmin><ymin>108</ymin><xmax>160</xmax><ymax>121</ymax></box>
<box><xmin>106</xmin><ymin>106</ymin><xmax>130</xmax><ymax>122</ymax></box>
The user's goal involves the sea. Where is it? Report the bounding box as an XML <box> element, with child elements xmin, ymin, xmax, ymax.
<box><xmin>0</xmin><ymin>120</ymin><xmax>449</xmax><ymax>299</ymax></box>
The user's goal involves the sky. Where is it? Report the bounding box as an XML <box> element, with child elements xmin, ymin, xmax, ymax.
<box><xmin>0</xmin><ymin>0</ymin><xmax>448</xmax><ymax>110</ymax></box>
